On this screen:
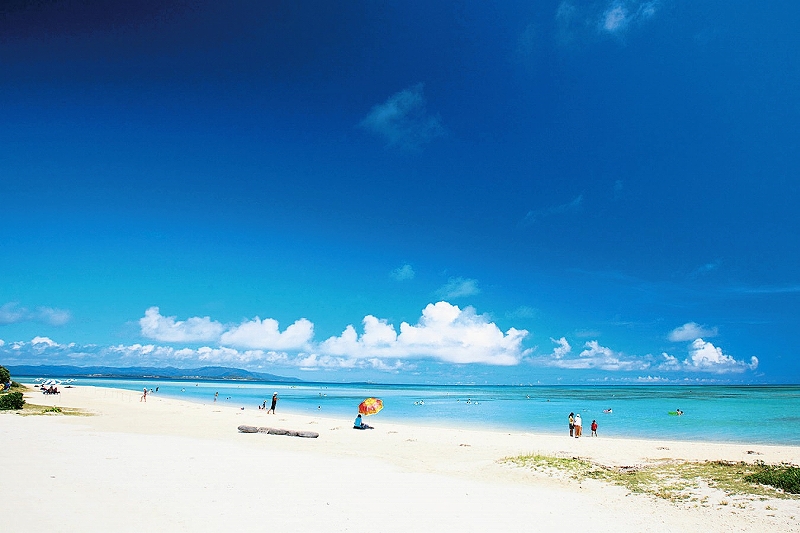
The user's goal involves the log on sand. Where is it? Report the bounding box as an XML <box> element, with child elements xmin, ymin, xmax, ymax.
<box><xmin>238</xmin><ymin>425</ymin><xmax>319</xmax><ymax>438</ymax></box>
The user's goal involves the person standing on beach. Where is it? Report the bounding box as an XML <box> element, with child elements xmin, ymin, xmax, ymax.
<box><xmin>574</xmin><ymin>413</ymin><xmax>582</xmax><ymax>437</ymax></box>
<box><xmin>568</xmin><ymin>412</ymin><xmax>575</xmax><ymax>437</ymax></box>
<box><xmin>140</xmin><ymin>388</ymin><xmax>147</xmax><ymax>402</ymax></box>
<box><xmin>591</xmin><ymin>419</ymin><xmax>598</xmax><ymax>436</ymax></box>
<box><xmin>267</xmin><ymin>392</ymin><xmax>278</xmax><ymax>414</ymax></box>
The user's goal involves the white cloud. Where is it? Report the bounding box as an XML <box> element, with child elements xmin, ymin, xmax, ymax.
<box><xmin>684</xmin><ymin>339</ymin><xmax>758</xmax><ymax>374</ymax></box>
<box><xmin>657</xmin><ymin>339</ymin><xmax>758</xmax><ymax>374</ymax></box>
<box><xmin>522</xmin><ymin>195</ymin><xmax>583</xmax><ymax>225</ymax></box>
<box><xmin>36</xmin><ymin>307</ymin><xmax>72</xmax><ymax>326</ymax></box>
<box><xmin>602</xmin><ymin>4</ymin><xmax>629</xmax><ymax>32</ymax></box>
<box><xmin>219</xmin><ymin>317</ymin><xmax>314</xmax><ymax>351</ymax></box>
<box><xmin>0</xmin><ymin>303</ymin><xmax>27</xmax><ymax>324</ymax></box>
<box><xmin>556</xmin><ymin>0</ymin><xmax>662</xmax><ymax>42</ymax></box>
<box><xmin>507</xmin><ymin>306</ymin><xmax>538</xmax><ymax>319</ymax></box>
<box><xmin>540</xmin><ymin>338</ymin><xmax>649</xmax><ymax>371</ymax></box>
<box><xmin>31</xmin><ymin>336</ymin><xmax>58</xmax><ymax>347</ymax></box>
<box><xmin>436</xmin><ymin>277</ymin><xmax>480</xmax><ymax>299</ymax></box>
<box><xmin>320</xmin><ymin>301</ymin><xmax>530</xmax><ymax>366</ymax></box>
<box><xmin>668</xmin><ymin>322</ymin><xmax>719</xmax><ymax>342</ymax></box>
<box><xmin>139</xmin><ymin>307</ymin><xmax>225</xmax><ymax>343</ymax></box>
<box><xmin>600</xmin><ymin>0</ymin><xmax>660</xmax><ymax>35</ymax></box>
<box><xmin>360</xmin><ymin>83</ymin><xmax>444</xmax><ymax>149</ymax></box>
<box><xmin>658</xmin><ymin>352</ymin><xmax>681</xmax><ymax>371</ymax></box>
<box><xmin>0</xmin><ymin>302</ymin><xmax>71</xmax><ymax>326</ymax></box>
<box><xmin>551</xmin><ymin>337</ymin><xmax>571</xmax><ymax>359</ymax></box>
<box><xmin>391</xmin><ymin>263</ymin><xmax>415</xmax><ymax>281</ymax></box>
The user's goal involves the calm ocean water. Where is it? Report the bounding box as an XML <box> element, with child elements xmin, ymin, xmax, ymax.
<box><xmin>22</xmin><ymin>377</ymin><xmax>800</xmax><ymax>446</ymax></box>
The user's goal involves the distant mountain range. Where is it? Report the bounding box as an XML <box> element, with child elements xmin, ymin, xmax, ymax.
<box><xmin>4</xmin><ymin>364</ymin><xmax>303</xmax><ymax>383</ymax></box>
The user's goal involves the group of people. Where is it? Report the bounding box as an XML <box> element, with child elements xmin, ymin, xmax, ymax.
<box><xmin>41</xmin><ymin>385</ymin><xmax>60</xmax><ymax>395</ymax></box>
<box><xmin>259</xmin><ymin>393</ymin><xmax>278</xmax><ymax>413</ymax></box>
<box><xmin>568</xmin><ymin>412</ymin><xmax>598</xmax><ymax>437</ymax></box>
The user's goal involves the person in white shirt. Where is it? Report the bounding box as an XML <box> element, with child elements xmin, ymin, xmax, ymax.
<box><xmin>574</xmin><ymin>413</ymin><xmax>582</xmax><ymax>437</ymax></box>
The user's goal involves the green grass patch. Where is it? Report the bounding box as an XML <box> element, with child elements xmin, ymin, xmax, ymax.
<box><xmin>745</xmin><ymin>462</ymin><xmax>800</xmax><ymax>494</ymax></box>
<box><xmin>504</xmin><ymin>454</ymin><xmax>800</xmax><ymax>503</ymax></box>
<box><xmin>5</xmin><ymin>402</ymin><xmax>91</xmax><ymax>417</ymax></box>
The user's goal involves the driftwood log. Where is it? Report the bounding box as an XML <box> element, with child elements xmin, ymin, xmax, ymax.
<box><xmin>237</xmin><ymin>425</ymin><xmax>319</xmax><ymax>438</ymax></box>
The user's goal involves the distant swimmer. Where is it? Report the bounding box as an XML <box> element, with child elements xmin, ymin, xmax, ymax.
<box><xmin>603</xmin><ymin>409</ymin><xmax>612</xmax><ymax>414</ymax></box>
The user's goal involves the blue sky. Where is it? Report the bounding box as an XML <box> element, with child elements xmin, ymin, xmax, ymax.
<box><xmin>1</xmin><ymin>1</ymin><xmax>798</xmax><ymax>384</ymax></box>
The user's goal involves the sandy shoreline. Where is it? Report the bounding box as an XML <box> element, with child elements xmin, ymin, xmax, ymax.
<box><xmin>3</xmin><ymin>385</ymin><xmax>800</xmax><ymax>532</ymax></box>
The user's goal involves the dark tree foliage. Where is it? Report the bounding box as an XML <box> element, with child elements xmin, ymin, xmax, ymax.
<box><xmin>0</xmin><ymin>391</ymin><xmax>25</xmax><ymax>410</ymax></box>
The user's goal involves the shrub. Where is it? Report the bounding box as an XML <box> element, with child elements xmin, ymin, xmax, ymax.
<box><xmin>0</xmin><ymin>391</ymin><xmax>25</xmax><ymax>410</ymax></box>
<box><xmin>745</xmin><ymin>462</ymin><xmax>800</xmax><ymax>494</ymax></box>
<box><xmin>0</xmin><ymin>365</ymin><xmax>10</xmax><ymax>384</ymax></box>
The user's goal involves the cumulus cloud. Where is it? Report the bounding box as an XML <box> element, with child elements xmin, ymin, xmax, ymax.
<box><xmin>130</xmin><ymin>302</ymin><xmax>527</xmax><ymax>368</ymax></box>
<box><xmin>139</xmin><ymin>307</ymin><xmax>225</xmax><ymax>343</ymax></box>
<box><xmin>522</xmin><ymin>195</ymin><xmax>583</xmax><ymax>225</ymax></box>
<box><xmin>219</xmin><ymin>317</ymin><xmax>314</xmax><ymax>351</ymax></box>
<box><xmin>668</xmin><ymin>322</ymin><xmax>719</xmax><ymax>342</ymax></box>
<box><xmin>576</xmin><ymin>340</ymin><xmax>650</xmax><ymax>371</ymax></box>
<box><xmin>360</xmin><ymin>83</ymin><xmax>444</xmax><ymax>149</ymax></box>
<box><xmin>543</xmin><ymin>338</ymin><xmax>649</xmax><ymax>371</ymax></box>
<box><xmin>551</xmin><ymin>337</ymin><xmax>572</xmax><ymax>359</ymax></box>
<box><xmin>31</xmin><ymin>336</ymin><xmax>58</xmax><ymax>347</ymax></box>
<box><xmin>0</xmin><ymin>302</ymin><xmax>71</xmax><ymax>326</ymax></box>
<box><xmin>539</xmin><ymin>333</ymin><xmax>757</xmax><ymax>375</ymax></box>
<box><xmin>436</xmin><ymin>277</ymin><xmax>480</xmax><ymax>299</ymax></box>
<box><xmin>6</xmin><ymin>301</ymin><xmax>758</xmax><ymax>377</ymax></box>
<box><xmin>658</xmin><ymin>340</ymin><xmax>758</xmax><ymax>374</ymax></box>
<box><xmin>320</xmin><ymin>301</ymin><xmax>530</xmax><ymax>366</ymax></box>
<box><xmin>391</xmin><ymin>263</ymin><xmax>415</xmax><ymax>281</ymax></box>
<box><xmin>684</xmin><ymin>339</ymin><xmax>758</xmax><ymax>373</ymax></box>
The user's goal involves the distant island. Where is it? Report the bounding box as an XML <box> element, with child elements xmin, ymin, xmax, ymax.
<box><xmin>4</xmin><ymin>364</ymin><xmax>303</xmax><ymax>383</ymax></box>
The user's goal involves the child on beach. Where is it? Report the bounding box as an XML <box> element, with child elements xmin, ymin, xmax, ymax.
<box><xmin>591</xmin><ymin>419</ymin><xmax>598</xmax><ymax>436</ymax></box>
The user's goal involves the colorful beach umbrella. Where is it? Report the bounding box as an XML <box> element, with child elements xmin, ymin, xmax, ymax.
<box><xmin>358</xmin><ymin>397</ymin><xmax>384</xmax><ymax>416</ymax></box>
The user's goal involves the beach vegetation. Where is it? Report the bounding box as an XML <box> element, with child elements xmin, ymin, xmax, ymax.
<box><xmin>14</xmin><ymin>403</ymin><xmax>91</xmax><ymax>416</ymax></box>
<box><xmin>504</xmin><ymin>454</ymin><xmax>800</xmax><ymax>503</ymax></box>
<box><xmin>0</xmin><ymin>365</ymin><xmax>10</xmax><ymax>384</ymax></box>
<box><xmin>0</xmin><ymin>391</ymin><xmax>26</xmax><ymax>410</ymax></box>
<box><xmin>745</xmin><ymin>462</ymin><xmax>800</xmax><ymax>494</ymax></box>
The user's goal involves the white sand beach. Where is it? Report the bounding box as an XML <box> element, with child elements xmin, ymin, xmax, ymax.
<box><xmin>3</xmin><ymin>385</ymin><xmax>800</xmax><ymax>532</ymax></box>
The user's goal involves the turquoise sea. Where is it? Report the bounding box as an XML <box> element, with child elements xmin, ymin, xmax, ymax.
<box><xmin>22</xmin><ymin>378</ymin><xmax>800</xmax><ymax>446</ymax></box>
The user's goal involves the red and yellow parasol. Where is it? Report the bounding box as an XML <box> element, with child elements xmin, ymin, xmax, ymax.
<box><xmin>358</xmin><ymin>397</ymin><xmax>384</xmax><ymax>416</ymax></box>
